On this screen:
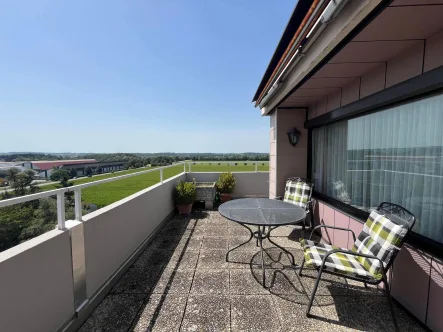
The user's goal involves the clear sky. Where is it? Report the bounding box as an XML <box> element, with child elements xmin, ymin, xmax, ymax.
<box><xmin>0</xmin><ymin>0</ymin><xmax>295</xmax><ymax>153</ymax></box>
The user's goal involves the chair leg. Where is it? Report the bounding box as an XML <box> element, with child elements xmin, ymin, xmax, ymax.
<box><xmin>383</xmin><ymin>275</ymin><xmax>399</xmax><ymax>331</ymax></box>
<box><xmin>306</xmin><ymin>268</ymin><xmax>323</xmax><ymax>317</ymax></box>
<box><xmin>298</xmin><ymin>257</ymin><xmax>305</xmax><ymax>276</ymax></box>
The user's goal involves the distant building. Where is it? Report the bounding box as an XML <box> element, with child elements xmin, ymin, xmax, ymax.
<box><xmin>22</xmin><ymin>159</ymin><xmax>127</xmax><ymax>178</ymax></box>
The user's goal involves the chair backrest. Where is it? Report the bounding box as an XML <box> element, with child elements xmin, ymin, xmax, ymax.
<box><xmin>331</xmin><ymin>180</ymin><xmax>351</xmax><ymax>204</ymax></box>
<box><xmin>351</xmin><ymin>202</ymin><xmax>415</xmax><ymax>279</ymax></box>
<box><xmin>283</xmin><ymin>177</ymin><xmax>313</xmax><ymax>210</ymax></box>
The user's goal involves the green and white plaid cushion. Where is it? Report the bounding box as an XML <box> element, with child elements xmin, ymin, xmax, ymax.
<box><xmin>283</xmin><ymin>179</ymin><xmax>312</xmax><ymax>209</ymax></box>
<box><xmin>351</xmin><ymin>210</ymin><xmax>407</xmax><ymax>280</ymax></box>
<box><xmin>301</xmin><ymin>240</ymin><xmax>375</xmax><ymax>280</ymax></box>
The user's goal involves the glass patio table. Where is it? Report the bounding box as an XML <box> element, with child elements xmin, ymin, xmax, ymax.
<box><xmin>218</xmin><ymin>198</ymin><xmax>306</xmax><ymax>287</ymax></box>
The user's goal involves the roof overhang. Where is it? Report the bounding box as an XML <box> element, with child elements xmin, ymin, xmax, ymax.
<box><xmin>256</xmin><ymin>0</ymin><xmax>443</xmax><ymax>115</ymax></box>
<box><xmin>252</xmin><ymin>0</ymin><xmax>315</xmax><ymax>102</ymax></box>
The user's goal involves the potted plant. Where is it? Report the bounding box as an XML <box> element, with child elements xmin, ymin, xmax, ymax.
<box><xmin>216</xmin><ymin>172</ymin><xmax>236</xmax><ymax>202</ymax></box>
<box><xmin>174</xmin><ymin>180</ymin><xmax>197</xmax><ymax>215</ymax></box>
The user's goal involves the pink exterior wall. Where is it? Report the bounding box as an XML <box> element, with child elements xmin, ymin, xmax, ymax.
<box><xmin>427</xmin><ymin>257</ymin><xmax>443</xmax><ymax>331</ymax></box>
<box><xmin>274</xmin><ymin>108</ymin><xmax>307</xmax><ymax>197</ymax></box>
<box><xmin>341</xmin><ymin>78</ymin><xmax>360</xmax><ymax>106</ymax></box>
<box><xmin>308</xmin><ymin>30</ymin><xmax>443</xmax><ymax>119</ymax></box>
<box><xmin>269</xmin><ymin>112</ymin><xmax>277</xmax><ymax>198</ymax></box>
<box><xmin>391</xmin><ymin>245</ymin><xmax>431</xmax><ymax>323</ymax></box>
<box><xmin>424</xmin><ymin>29</ymin><xmax>443</xmax><ymax>72</ymax></box>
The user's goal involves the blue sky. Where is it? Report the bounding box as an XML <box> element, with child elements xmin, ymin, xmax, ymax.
<box><xmin>0</xmin><ymin>0</ymin><xmax>295</xmax><ymax>153</ymax></box>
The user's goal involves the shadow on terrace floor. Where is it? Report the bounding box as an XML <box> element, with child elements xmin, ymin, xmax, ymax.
<box><xmin>78</xmin><ymin>211</ymin><xmax>425</xmax><ymax>332</ymax></box>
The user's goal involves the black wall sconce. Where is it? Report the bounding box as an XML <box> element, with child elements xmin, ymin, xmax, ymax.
<box><xmin>287</xmin><ymin>127</ymin><xmax>301</xmax><ymax>147</ymax></box>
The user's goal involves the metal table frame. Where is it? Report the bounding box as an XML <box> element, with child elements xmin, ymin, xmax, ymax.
<box><xmin>219</xmin><ymin>198</ymin><xmax>306</xmax><ymax>288</ymax></box>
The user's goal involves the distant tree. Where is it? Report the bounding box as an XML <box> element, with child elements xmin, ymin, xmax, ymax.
<box><xmin>96</xmin><ymin>167</ymin><xmax>103</xmax><ymax>174</ymax></box>
<box><xmin>85</xmin><ymin>167</ymin><xmax>93</xmax><ymax>177</ymax></box>
<box><xmin>244</xmin><ymin>163</ymin><xmax>247</xmax><ymax>166</ymax></box>
<box><xmin>69</xmin><ymin>168</ymin><xmax>78</xmax><ymax>178</ymax></box>
<box><xmin>234</xmin><ymin>163</ymin><xmax>238</xmax><ymax>166</ymax></box>
<box><xmin>50</xmin><ymin>169</ymin><xmax>71</xmax><ymax>187</ymax></box>
<box><xmin>7</xmin><ymin>169</ymin><xmax>39</xmax><ymax>196</ymax></box>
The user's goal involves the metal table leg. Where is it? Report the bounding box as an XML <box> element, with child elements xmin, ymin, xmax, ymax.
<box><xmin>266</xmin><ymin>229</ymin><xmax>296</xmax><ymax>266</ymax></box>
<box><xmin>225</xmin><ymin>223</ymin><xmax>254</xmax><ymax>262</ymax></box>
<box><xmin>257</xmin><ymin>226</ymin><xmax>267</xmax><ymax>287</ymax></box>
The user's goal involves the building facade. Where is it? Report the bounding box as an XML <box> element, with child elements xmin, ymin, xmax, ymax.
<box><xmin>253</xmin><ymin>1</ymin><xmax>443</xmax><ymax>330</ymax></box>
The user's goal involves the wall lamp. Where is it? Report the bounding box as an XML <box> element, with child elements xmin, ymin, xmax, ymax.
<box><xmin>287</xmin><ymin>127</ymin><xmax>301</xmax><ymax>147</ymax></box>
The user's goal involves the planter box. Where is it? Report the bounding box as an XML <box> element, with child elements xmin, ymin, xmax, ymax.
<box><xmin>195</xmin><ymin>182</ymin><xmax>216</xmax><ymax>210</ymax></box>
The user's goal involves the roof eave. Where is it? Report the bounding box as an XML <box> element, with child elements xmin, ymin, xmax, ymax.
<box><xmin>252</xmin><ymin>0</ymin><xmax>315</xmax><ymax>103</ymax></box>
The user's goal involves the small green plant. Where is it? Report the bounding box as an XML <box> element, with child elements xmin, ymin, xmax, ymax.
<box><xmin>216</xmin><ymin>172</ymin><xmax>236</xmax><ymax>194</ymax></box>
<box><xmin>174</xmin><ymin>180</ymin><xmax>197</xmax><ymax>205</ymax></box>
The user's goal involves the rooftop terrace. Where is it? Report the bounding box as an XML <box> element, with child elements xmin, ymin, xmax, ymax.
<box><xmin>78</xmin><ymin>211</ymin><xmax>424</xmax><ymax>332</ymax></box>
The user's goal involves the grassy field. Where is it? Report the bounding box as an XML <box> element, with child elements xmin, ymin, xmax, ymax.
<box><xmin>188</xmin><ymin>163</ymin><xmax>269</xmax><ymax>172</ymax></box>
<box><xmin>39</xmin><ymin>162</ymin><xmax>269</xmax><ymax>208</ymax></box>
<box><xmin>39</xmin><ymin>167</ymin><xmax>160</xmax><ymax>192</ymax></box>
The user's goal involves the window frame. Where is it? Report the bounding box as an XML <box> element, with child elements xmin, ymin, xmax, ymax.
<box><xmin>305</xmin><ymin>65</ymin><xmax>443</xmax><ymax>258</ymax></box>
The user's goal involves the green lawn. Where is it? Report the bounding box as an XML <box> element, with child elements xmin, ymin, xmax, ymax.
<box><xmin>188</xmin><ymin>163</ymin><xmax>269</xmax><ymax>172</ymax></box>
<box><xmin>80</xmin><ymin>165</ymin><xmax>183</xmax><ymax>207</ymax></box>
<box><xmin>39</xmin><ymin>167</ymin><xmax>160</xmax><ymax>191</ymax></box>
<box><xmin>39</xmin><ymin>162</ymin><xmax>269</xmax><ymax>208</ymax></box>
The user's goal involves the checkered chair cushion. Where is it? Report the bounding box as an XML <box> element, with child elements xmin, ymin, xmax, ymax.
<box><xmin>283</xmin><ymin>179</ymin><xmax>312</xmax><ymax>209</ymax></box>
<box><xmin>300</xmin><ymin>239</ymin><xmax>375</xmax><ymax>280</ymax></box>
<box><xmin>332</xmin><ymin>180</ymin><xmax>351</xmax><ymax>204</ymax></box>
<box><xmin>351</xmin><ymin>210</ymin><xmax>407</xmax><ymax>280</ymax></box>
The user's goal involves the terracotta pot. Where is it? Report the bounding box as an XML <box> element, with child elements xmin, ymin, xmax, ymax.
<box><xmin>220</xmin><ymin>193</ymin><xmax>232</xmax><ymax>202</ymax></box>
<box><xmin>176</xmin><ymin>203</ymin><xmax>193</xmax><ymax>215</ymax></box>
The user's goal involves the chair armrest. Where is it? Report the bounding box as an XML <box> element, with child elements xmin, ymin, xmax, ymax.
<box><xmin>309</xmin><ymin>225</ymin><xmax>357</xmax><ymax>243</ymax></box>
<box><xmin>322</xmin><ymin>248</ymin><xmax>385</xmax><ymax>274</ymax></box>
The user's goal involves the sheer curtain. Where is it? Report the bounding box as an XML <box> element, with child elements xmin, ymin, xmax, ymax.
<box><xmin>312</xmin><ymin>93</ymin><xmax>443</xmax><ymax>243</ymax></box>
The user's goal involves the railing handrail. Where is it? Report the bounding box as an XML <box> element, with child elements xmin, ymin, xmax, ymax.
<box><xmin>0</xmin><ymin>163</ymin><xmax>184</xmax><ymax>209</ymax></box>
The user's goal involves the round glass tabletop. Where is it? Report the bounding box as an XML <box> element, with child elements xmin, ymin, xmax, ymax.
<box><xmin>218</xmin><ymin>198</ymin><xmax>306</xmax><ymax>226</ymax></box>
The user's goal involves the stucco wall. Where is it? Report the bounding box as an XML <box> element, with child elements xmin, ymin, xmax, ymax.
<box><xmin>82</xmin><ymin>173</ymin><xmax>186</xmax><ymax>297</ymax></box>
<box><xmin>0</xmin><ymin>230</ymin><xmax>75</xmax><ymax>332</ymax></box>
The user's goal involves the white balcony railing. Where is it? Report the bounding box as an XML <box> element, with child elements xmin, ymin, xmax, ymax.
<box><xmin>0</xmin><ymin>163</ymin><xmax>269</xmax><ymax>332</ymax></box>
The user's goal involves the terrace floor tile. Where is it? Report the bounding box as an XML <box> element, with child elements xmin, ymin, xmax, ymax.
<box><xmin>197</xmin><ymin>249</ymin><xmax>229</xmax><ymax>269</ymax></box>
<box><xmin>191</xmin><ymin>269</ymin><xmax>229</xmax><ymax>295</ymax></box>
<box><xmin>231</xmin><ymin>295</ymin><xmax>281</xmax><ymax>332</ymax></box>
<box><xmin>131</xmin><ymin>294</ymin><xmax>187</xmax><ymax>332</ymax></box>
<box><xmin>181</xmin><ymin>295</ymin><xmax>230</xmax><ymax>332</ymax></box>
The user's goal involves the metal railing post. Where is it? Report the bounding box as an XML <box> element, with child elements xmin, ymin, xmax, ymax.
<box><xmin>57</xmin><ymin>192</ymin><xmax>66</xmax><ymax>230</ymax></box>
<box><xmin>255</xmin><ymin>163</ymin><xmax>258</xmax><ymax>172</ymax></box>
<box><xmin>74</xmin><ymin>189</ymin><xmax>82</xmax><ymax>221</ymax></box>
<box><xmin>160</xmin><ymin>168</ymin><xmax>164</xmax><ymax>184</ymax></box>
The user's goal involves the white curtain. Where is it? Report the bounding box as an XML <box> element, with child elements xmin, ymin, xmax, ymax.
<box><xmin>312</xmin><ymin>93</ymin><xmax>443</xmax><ymax>243</ymax></box>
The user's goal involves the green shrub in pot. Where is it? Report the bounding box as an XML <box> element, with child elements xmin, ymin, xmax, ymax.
<box><xmin>174</xmin><ymin>180</ymin><xmax>197</xmax><ymax>215</ymax></box>
<box><xmin>216</xmin><ymin>172</ymin><xmax>236</xmax><ymax>202</ymax></box>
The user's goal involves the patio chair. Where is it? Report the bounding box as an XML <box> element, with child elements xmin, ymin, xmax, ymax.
<box><xmin>299</xmin><ymin>202</ymin><xmax>415</xmax><ymax>331</ymax></box>
<box><xmin>278</xmin><ymin>177</ymin><xmax>314</xmax><ymax>231</ymax></box>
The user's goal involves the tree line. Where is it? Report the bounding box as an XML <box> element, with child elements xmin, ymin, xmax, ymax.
<box><xmin>1</xmin><ymin>152</ymin><xmax>270</xmax><ymax>163</ymax></box>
